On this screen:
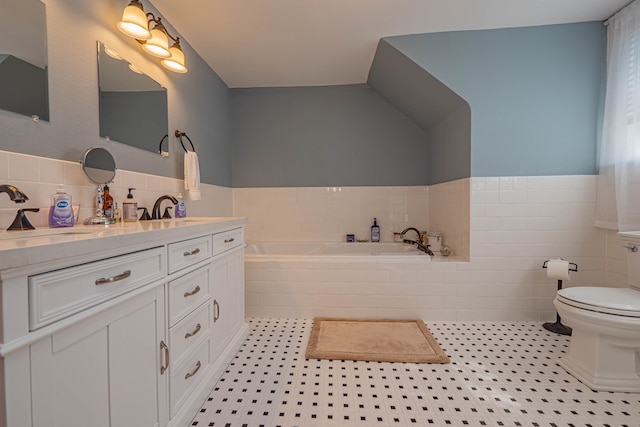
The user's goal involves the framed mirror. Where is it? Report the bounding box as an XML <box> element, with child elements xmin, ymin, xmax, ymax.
<box><xmin>0</xmin><ymin>0</ymin><xmax>49</xmax><ymax>121</ymax></box>
<box><xmin>97</xmin><ymin>41</ymin><xmax>168</xmax><ymax>154</ymax></box>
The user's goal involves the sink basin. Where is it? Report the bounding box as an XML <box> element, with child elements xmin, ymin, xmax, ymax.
<box><xmin>0</xmin><ymin>228</ymin><xmax>99</xmax><ymax>241</ymax></box>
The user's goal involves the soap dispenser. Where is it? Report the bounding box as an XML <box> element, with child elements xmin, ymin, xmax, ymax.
<box><xmin>371</xmin><ymin>218</ymin><xmax>380</xmax><ymax>242</ymax></box>
<box><xmin>122</xmin><ymin>188</ymin><xmax>138</xmax><ymax>222</ymax></box>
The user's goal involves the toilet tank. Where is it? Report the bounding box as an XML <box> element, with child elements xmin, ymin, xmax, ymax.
<box><xmin>619</xmin><ymin>231</ymin><xmax>640</xmax><ymax>290</ymax></box>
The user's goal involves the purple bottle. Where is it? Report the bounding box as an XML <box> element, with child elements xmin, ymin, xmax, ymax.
<box><xmin>48</xmin><ymin>185</ymin><xmax>74</xmax><ymax>228</ymax></box>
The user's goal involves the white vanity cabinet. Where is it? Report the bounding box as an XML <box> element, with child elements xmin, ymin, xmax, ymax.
<box><xmin>0</xmin><ymin>218</ymin><xmax>248</xmax><ymax>427</ymax></box>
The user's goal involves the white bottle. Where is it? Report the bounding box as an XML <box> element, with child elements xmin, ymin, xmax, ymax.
<box><xmin>175</xmin><ymin>193</ymin><xmax>187</xmax><ymax>218</ymax></box>
<box><xmin>49</xmin><ymin>184</ymin><xmax>74</xmax><ymax>228</ymax></box>
<box><xmin>122</xmin><ymin>188</ymin><xmax>138</xmax><ymax>222</ymax></box>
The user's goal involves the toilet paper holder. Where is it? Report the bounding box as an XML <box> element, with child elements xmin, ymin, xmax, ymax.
<box><xmin>541</xmin><ymin>259</ymin><xmax>578</xmax><ymax>272</ymax></box>
<box><xmin>541</xmin><ymin>259</ymin><xmax>578</xmax><ymax>336</ymax></box>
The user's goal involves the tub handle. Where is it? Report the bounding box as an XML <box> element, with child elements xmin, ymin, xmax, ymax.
<box><xmin>624</xmin><ymin>245</ymin><xmax>638</xmax><ymax>253</ymax></box>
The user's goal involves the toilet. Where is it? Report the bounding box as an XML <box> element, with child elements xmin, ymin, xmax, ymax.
<box><xmin>554</xmin><ymin>231</ymin><xmax>640</xmax><ymax>392</ymax></box>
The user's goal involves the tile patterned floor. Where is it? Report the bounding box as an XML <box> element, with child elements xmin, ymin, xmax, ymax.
<box><xmin>190</xmin><ymin>319</ymin><xmax>640</xmax><ymax>427</ymax></box>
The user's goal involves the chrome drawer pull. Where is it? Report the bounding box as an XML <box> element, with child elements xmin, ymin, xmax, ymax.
<box><xmin>224</xmin><ymin>237</ymin><xmax>235</xmax><ymax>243</ymax></box>
<box><xmin>185</xmin><ymin>360</ymin><xmax>202</xmax><ymax>379</ymax></box>
<box><xmin>184</xmin><ymin>323</ymin><xmax>202</xmax><ymax>339</ymax></box>
<box><xmin>95</xmin><ymin>270</ymin><xmax>131</xmax><ymax>286</ymax></box>
<box><xmin>183</xmin><ymin>248</ymin><xmax>201</xmax><ymax>257</ymax></box>
<box><xmin>160</xmin><ymin>341</ymin><xmax>169</xmax><ymax>375</ymax></box>
<box><xmin>624</xmin><ymin>245</ymin><xmax>638</xmax><ymax>253</ymax></box>
<box><xmin>183</xmin><ymin>285</ymin><xmax>201</xmax><ymax>298</ymax></box>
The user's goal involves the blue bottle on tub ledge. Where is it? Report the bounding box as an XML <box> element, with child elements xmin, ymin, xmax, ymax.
<box><xmin>371</xmin><ymin>218</ymin><xmax>380</xmax><ymax>242</ymax></box>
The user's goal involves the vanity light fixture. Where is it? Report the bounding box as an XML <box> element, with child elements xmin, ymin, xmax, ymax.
<box><xmin>116</xmin><ymin>0</ymin><xmax>188</xmax><ymax>73</ymax></box>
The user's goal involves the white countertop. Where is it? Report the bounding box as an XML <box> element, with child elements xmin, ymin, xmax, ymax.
<box><xmin>0</xmin><ymin>217</ymin><xmax>247</xmax><ymax>271</ymax></box>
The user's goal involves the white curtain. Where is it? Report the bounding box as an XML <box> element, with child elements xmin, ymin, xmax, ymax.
<box><xmin>596</xmin><ymin>0</ymin><xmax>640</xmax><ymax>231</ymax></box>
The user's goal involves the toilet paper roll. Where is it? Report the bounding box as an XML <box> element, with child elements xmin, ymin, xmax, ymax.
<box><xmin>546</xmin><ymin>259</ymin><xmax>571</xmax><ymax>281</ymax></box>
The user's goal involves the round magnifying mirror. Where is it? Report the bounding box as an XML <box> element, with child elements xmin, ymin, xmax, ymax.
<box><xmin>81</xmin><ymin>147</ymin><xmax>116</xmax><ymax>225</ymax></box>
<box><xmin>82</xmin><ymin>147</ymin><xmax>116</xmax><ymax>184</ymax></box>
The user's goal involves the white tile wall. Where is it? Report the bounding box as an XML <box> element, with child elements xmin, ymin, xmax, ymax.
<box><xmin>233</xmin><ymin>186</ymin><xmax>429</xmax><ymax>243</ymax></box>
<box><xmin>0</xmin><ymin>150</ymin><xmax>231</xmax><ymax>228</ymax></box>
<box><xmin>244</xmin><ymin>175</ymin><xmax>615</xmax><ymax>321</ymax></box>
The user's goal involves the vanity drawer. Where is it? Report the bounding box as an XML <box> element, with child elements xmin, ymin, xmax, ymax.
<box><xmin>168</xmin><ymin>265</ymin><xmax>211</xmax><ymax>326</ymax></box>
<box><xmin>169</xmin><ymin>301</ymin><xmax>211</xmax><ymax>369</ymax></box>
<box><xmin>170</xmin><ymin>337</ymin><xmax>211</xmax><ymax>417</ymax></box>
<box><xmin>29</xmin><ymin>247</ymin><xmax>165</xmax><ymax>330</ymax></box>
<box><xmin>168</xmin><ymin>235</ymin><xmax>212</xmax><ymax>274</ymax></box>
<box><xmin>212</xmin><ymin>228</ymin><xmax>243</xmax><ymax>256</ymax></box>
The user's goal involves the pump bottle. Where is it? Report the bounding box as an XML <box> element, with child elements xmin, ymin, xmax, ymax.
<box><xmin>371</xmin><ymin>218</ymin><xmax>380</xmax><ymax>242</ymax></box>
<box><xmin>123</xmin><ymin>188</ymin><xmax>138</xmax><ymax>222</ymax></box>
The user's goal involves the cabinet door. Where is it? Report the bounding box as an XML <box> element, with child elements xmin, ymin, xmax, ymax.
<box><xmin>210</xmin><ymin>254</ymin><xmax>229</xmax><ymax>361</ymax></box>
<box><xmin>210</xmin><ymin>247</ymin><xmax>244</xmax><ymax>361</ymax></box>
<box><xmin>30</xmin><ymin>287</ymin><xmax>166</xmax><ymax>427</ymax></box>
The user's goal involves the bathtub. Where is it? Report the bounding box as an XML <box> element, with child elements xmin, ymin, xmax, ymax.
<box><xmin>244</xmin><ymin>241</ymin><xmax>438</xmax><ymax>319</ymax></box>
<box><xmin>245</xmin><ymin>241</ymin><xmax>429</xmax><ymax>260</ymax></box>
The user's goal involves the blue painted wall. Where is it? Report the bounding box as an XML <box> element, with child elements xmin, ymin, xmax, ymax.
<box><xmin>231</xmin><ymin>84</ymin><xmax>429</xmax><ymax>187</ymax></box>
<box><xmin>385</xmin><ymin>22</ymin><xmax>607</xmax><ymax>177</ymax></box>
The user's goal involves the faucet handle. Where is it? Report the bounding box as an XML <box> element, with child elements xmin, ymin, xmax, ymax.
<box><xmin>162</xmin><ymin>206</ymin><xmax>173</xmax><ymax>219</ymax></box>
<box><xmin>8</xmin><ymin>208</ymin><xmax>39</xmax><ymax>230</ymax></box>
<box><xmin>137</xmin><ymin>207</ymin><xmax>151</xmax><ymax>221</ymax></box>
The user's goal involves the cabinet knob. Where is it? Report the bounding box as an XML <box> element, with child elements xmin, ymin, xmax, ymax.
<box><xmin>160</xmin><ymin>341</ymin><xmax>169</xmax><ymax>375</ymax></box>
<box><xmin>224</xmin><ymin>237</ymin><xmax>235</xmax><ymax>243</ymax></box>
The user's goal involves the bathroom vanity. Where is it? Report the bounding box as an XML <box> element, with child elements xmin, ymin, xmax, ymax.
<box><xmin>0</xmin><ymin>217</ymin><xmax>248</xmax><ymax>427</ymax></box>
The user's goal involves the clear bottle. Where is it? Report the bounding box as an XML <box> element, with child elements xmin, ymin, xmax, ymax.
<box><xmin>103</xmin><ymin>185</ymin><xmax>113</xmax><ymax>219</ymax></box>
<box><xmin>112</xmin><ymin>202</ymin><xmax>122</xmax><ymax>223</ymax></box>
<box><xmin>122</xmin><ymin>188</ymin><xmax>138</xmax><ymax>222</ymax></box>
<box><xmin>175</xmin><ymin>192</ymin><xmax>187</xmax><ymax>218</ymax></box>
<box><xmin>371</xmin><ymin>218</ymin><xmax>380</xmax><ymax>242</ymax></box>
<box><xmin>49</xmin><ymin>184</ymin><xmax>74</xmax><ymax>228</ymax></box>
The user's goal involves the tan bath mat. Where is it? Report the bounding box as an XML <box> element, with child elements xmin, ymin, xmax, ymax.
<box><xmin>305</xmin><ymin>318</ymin><xmax>450</xmax><ymax>364</ymax></box>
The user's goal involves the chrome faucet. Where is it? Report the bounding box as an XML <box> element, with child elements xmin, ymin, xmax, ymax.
<box><xmin>0</xmin><ymin>184</ymin><xmax>28</xmax><ymax>203</ymax></box>
<box><xmin>151</xmin><ymin>195</ymin><xmax>178</xmax><ymax>220</ymax></box>
<box><xmin>401</xmin><ymin>227</ymin><xmax>433</xmax><ymax>256</ymax></box>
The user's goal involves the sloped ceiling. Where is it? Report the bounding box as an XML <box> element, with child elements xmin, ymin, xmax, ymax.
<box><xmin>150</xmin><ymin>0</ymin><xmax>629</xmax><ymax>88</ymax></box>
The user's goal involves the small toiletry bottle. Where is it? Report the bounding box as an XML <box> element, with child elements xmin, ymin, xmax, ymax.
<box><xmin>175</xmin><ymin>192</ymin><xmax>187</xmax><ymax>218</ymax></box>
<box><xmin>103</xmin><ymin>185</ymin><xmax>113</xmax><ymax>219</ymax></box>
<box><xmin>112</xmin><ymin>202</ymin><xmax>122</xmax><ymax>223</ymax></box>
<box><xmin>49</xmin><ymin>184</ymin><xmax>74</xmax><ymax>228</ymax></box>
<box><xmin>371</xmin><ymin>218</ymin><xmax>380</xmax><ymax>242</ymax></box>
<box><xmin>122</xmin><ymin>188</ymin><xmax>138</xmax><ymax>222</ymax></box>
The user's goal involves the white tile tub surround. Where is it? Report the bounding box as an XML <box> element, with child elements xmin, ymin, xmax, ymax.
<box><xmin>244</xmin><ymin>175</ymin><xmax>612</xmax><ymax>321</ymax></box>
<box><xmin>0</xmin><ymin>150</ymin><xmax>232</xmax><ymax>228</ymax></box>
<box><xmin>233</xmin><ymin>186</ymin><xmax>429</xmax><ymax>243</ymax></box>
<box><xmin>429</xmin><ymin>178</ymin><xmax>470</xmax><ymax>260</ymax></box>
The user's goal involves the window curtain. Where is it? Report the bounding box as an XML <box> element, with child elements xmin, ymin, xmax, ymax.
<box><xmin>596</xmin><ymin>0</ymin><xmax>640</xmax><ymax>231</ymax></box>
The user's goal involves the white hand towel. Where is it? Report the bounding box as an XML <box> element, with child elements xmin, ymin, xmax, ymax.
<box><xmin>184</xmin><ymin>151</ymin><xmax>201</xmax><ymax>201</ymax></box>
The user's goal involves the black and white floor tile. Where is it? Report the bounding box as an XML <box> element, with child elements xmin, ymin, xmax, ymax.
<box><xmin>190</xmin><ymin>319</ymin><xmax>640</xmax><ymax>427</ymax></box>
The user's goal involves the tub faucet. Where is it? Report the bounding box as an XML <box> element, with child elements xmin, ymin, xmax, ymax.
<box><xmin>0</xmin><ymin>184</ymin><xmax>28</xmax><ymax>203</ymax></box>
<box><xmin>401</xmin><ymin>227</ymin><xmax>433</xmax><ymax>256</ymax></box>
<box><xmin>401</xmin><ymin>227</ymin><xmax>422</xmax><ymax>243</ymax></box>
<box><xmin>152</xmin><ymin>195</ymin><xmax>178</xmax><ymax>220</ymax></box>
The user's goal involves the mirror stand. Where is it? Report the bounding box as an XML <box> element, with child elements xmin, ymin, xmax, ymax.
<box><xmin>84</xmin><ymin>184</ymin><xmax>114</xmax><ymax>225</ymax></box>
<box><xmin>80</xmin><ymin>147</ymin><xmax>117</xmax><ymax>225</ymax></box>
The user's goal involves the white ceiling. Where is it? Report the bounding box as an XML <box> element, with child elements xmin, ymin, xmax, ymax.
<box><xmin>150</xmin><ymin>0</ymin><xmax>629</xmax><ymax>88</ymax></box>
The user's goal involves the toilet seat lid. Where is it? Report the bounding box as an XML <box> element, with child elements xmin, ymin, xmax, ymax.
<box><xmin>557</xmin><ymin>287</ymin><xmax>640</xmax><ymax>316</ymax></box>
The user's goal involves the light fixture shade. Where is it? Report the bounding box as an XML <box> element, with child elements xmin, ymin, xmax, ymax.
<box><xmin>161</xmin><ymin>44</ymin><xmax>188</xmax><ymax>73</ymax></box>
<box><xmin>142</xmin><ymin>26</ymin><xmax>171</xmax><ymax>58</ymax></box>
<box><xmin>117</xmin><ymin>2</ymin><xmax>151</xmax><ymax>40</ymax></box>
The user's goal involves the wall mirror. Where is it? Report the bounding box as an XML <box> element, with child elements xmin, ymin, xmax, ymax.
<box><xmin>97</xmin><ymin>41</ymin><xmax>168</xmax><ymax>154</ymax></box>
<box><xmin>0</xmin><ymin>0</ymin><xmax>49</xmax><ymax>121</ymax></box>
<box><xmin>81</xmin><ymin>147</ymin><xmax>117</xmax><ymax>225</ymax></box>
